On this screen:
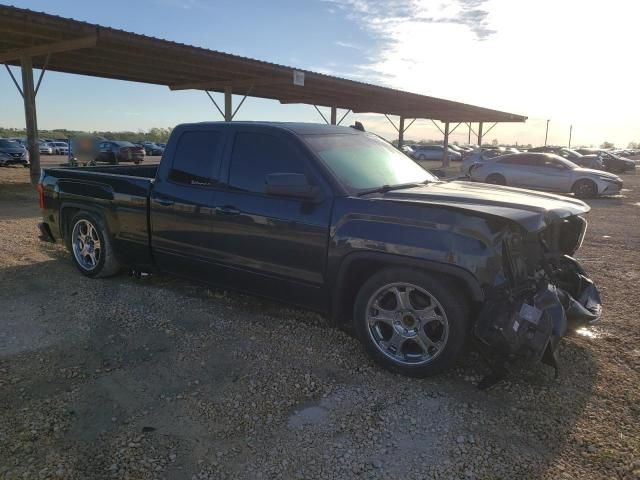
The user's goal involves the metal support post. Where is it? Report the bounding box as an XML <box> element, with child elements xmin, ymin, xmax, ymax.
<box><xmin>568</xmin><ymin>125</ymin><xmax>572</xmax><ymax>148</ymax></box>
<box><xmin>21</xmin><ymin>56</ymin><xmax>40</xmax><ymax>186</ymax></box>
<box><xmin>544</xmin><ymin>119</ymin><xmax>550</xmax><ymax>146</ymax></box>
<box><xmin>442</xmin><ymin>121</ymin><xmax>450</xmax><ymax>168</ymax></box>
<box><xmin>398</xmin><ymin>117</ymin><xmax>405</xmax><ymax>148</ymax></box>
<box><xmin>330</xmin><ymin>106</ymin><xmax>337</xmax><ymax>125</ymax></box>
<box><xmin>224</xmin><ymin>87</ymin><xmax>232</xmax><ymax>122</ymax></box>
<box><xmin>477</xmin><ymin>122</ymin><xmax>484</xmax><ymax>146</ymax></box>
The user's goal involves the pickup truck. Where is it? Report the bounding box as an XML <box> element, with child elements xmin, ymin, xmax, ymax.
<box><xmin>38</xmin><ymin>122</ymin><xmax>602</xmax><ymax>384</ymax></box>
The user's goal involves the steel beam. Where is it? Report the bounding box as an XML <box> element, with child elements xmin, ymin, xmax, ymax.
<box><xmin>337</xmin><ymin>109</ymin><xmax>350</xmax><ymax>126</ymax></box>
<box><xmin>224</xmin><ymin>87</ymin><xmax>232</xmax><ymax>122</ymax></box>
<box><xmin>313</xmin><ymin>105</ymin><xmax>329</xmax><ymax>124</ymax></box>
<box><xmin>398</xmin><ymin>117</ymin><xmax>405</xmax><ymax>148</ymax></box>
<box><xmin>21</xmin><ymin>55</ymin><xmax>40</xmax><ymax>186</ymax></box>
<box><xmin>442</xmin><ymin>122</ymin><xmax>450</xmax><ymax>168</ymax></box>
<box><xmin>169</xmin><ymin>76</ymin><xmax>289</xmax><ymax>91</ymax></box>
<box><xmin>0</xmin><ymin>35</ymin><xmax>97</xmax><ymax>63</ymax></box>
<box><xmin>330</xmin><ymin>106</ymin><xmax>337</xmax><ymax>125</ymax></box>
<box><xmin>477</xmin><ymin>122</ymin><xmax>484</xmax><ymax>146</ymax></box>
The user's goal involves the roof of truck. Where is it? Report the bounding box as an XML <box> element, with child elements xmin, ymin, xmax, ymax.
<box><xmin>176</xmin><ymin>121</ymin><xmax>361</xmax><ymax>135</ymax></box>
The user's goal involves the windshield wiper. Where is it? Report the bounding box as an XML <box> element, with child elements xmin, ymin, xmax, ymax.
<box><xmin>356</xmin><ymin>181</ymin><xmax>428</xmax><ymax>197</ymax></box>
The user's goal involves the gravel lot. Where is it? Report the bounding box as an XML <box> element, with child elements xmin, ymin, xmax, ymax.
<box><xmin>0</xmin><ymin>162</ymin><xmax>638</xmax><ymax>480</ymax></box>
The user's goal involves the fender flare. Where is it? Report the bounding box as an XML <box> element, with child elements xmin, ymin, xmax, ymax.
<box><xmin>331</xmin><ymin>251</ymin><xmax>484</xmax><ymax>321</ymax></box>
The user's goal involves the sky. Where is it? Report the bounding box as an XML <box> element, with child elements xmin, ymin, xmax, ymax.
<box><xmin>1</xmin><ymin>0</ymin><xmax>638</xmax><ymax>147</ymax></box>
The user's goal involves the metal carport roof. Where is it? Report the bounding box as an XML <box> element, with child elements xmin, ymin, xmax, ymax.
<box><xmin>0</xmin><ymin>4</ymin><xmax>526</xmax><ymax>183</ymax></box>
<box><xmin>0</xmin><ymin>4</ymin><xmax>526</xmax><ymax>123</ymax></box>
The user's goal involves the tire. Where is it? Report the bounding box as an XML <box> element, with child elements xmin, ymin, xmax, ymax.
<box><xmin>418</xmin><ymin>154</ymin><xmax>426</xmax><ymax>161</ymax></box>
<box><xmin>572</xmin><ymin>179</ymin><xmax>597</xmax><ymax>199</ymax></box>
<box><xmin>485</xmin><ymin>173</ymin><xmax>506</xmax><ymax>185</ymax></box>
<box><xmin>353</xmin><ymin>268</ymin><xmax>469</xmax><ymax>377</ymax></box>
<box><xmin>67</xmin><ymin>212</ymin><xmax>121</xmax><ymax>278</ymax></box>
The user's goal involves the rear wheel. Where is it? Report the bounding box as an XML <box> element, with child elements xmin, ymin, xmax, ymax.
<box><xmin>418</xmin><ymin>154</ymin><xmax>426</xmax><ymax>161</ymax></box>
<box><xmin>353</xmin><ymin>268</ymin><xmax>468</xmax><ymax>377</ymax></box>
<box><xmin>485</xmin><ymin>173</ymin><xmax>506</xmax><ymax>185</ymax></box>
<box><xmin>67</xmin><ymin>212</ymin><xmax>121</xmax><ymax>278</ymax></box>
<box><xmin>572</xmin><ymin>179</ymin><xmax>597</xmax><ymax>199</ymax></box>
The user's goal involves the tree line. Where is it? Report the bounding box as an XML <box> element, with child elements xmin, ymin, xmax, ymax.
<box><xmin>0</xmin><ymin>127</ymin><xmax>173</xmax><ymax>143</ymax></box>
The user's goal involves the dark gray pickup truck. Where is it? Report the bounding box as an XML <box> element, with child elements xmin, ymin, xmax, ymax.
<box><xmin>38</xmin><ymin>122</ymin><xmax>602</xmax><ymax>385</ymax></box>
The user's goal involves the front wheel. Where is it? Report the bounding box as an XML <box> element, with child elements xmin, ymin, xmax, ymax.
<box><xmin>572</xmin><ymin>179</ymin><xmax>597</xmax><ymax>199</ymax></box>
<box><xmin>485</xmin><ymin>173</ymin><xmax>506</xmax><ymax>185</ymax></box>
<box><xmin>67</xmin><ymin>212</ymin><xmax>121</xmax><ymax>278</ymax></box>
<box><xmin>353</xmin><ymin>268</ymin><xmax>468</xmax><ymax>377</ymax></box>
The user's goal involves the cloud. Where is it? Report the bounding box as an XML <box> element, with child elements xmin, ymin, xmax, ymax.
<box><xmin>323</xmin><ymin>0</ymin><xmax>496</xmax><ymax>40</ymax></box>
<box><xmin>334</xmin><ymin>40</ymin><xmax>363</xmax><ymax>50</ymax></box>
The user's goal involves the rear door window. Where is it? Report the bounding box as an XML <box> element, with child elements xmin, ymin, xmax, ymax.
<box><xmin>169</xmin><ymin>130</ymin><xmax>221</xmax><ymax>186</ymax></box>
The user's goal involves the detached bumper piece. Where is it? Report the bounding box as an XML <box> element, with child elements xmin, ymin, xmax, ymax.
<box><xmin>474</xmin><ymin>256</ymin><xmax>601</xmax><ymax>389</ymax></box>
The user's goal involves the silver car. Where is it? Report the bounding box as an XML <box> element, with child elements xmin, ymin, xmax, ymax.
<box><xmin>411</xmin><ymin>145</ymin><xmax>462</xmax><ymax>162</ymax></box>
<box><xmin>469</xmin><ymin>152</ymin><xmax>622</xmax><ymax>198</ymax></box>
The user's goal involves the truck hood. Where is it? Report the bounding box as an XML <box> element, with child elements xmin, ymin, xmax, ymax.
<box><xmin>367</xmin><ymin>180</ymin><xmax>590</xmax><ymax>232</ymax></box>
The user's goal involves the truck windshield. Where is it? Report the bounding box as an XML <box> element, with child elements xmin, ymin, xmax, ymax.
<box><xmin>304</xmin><ymin>133</ymin><xmax>436</xmax><ymax>192</ymax></box>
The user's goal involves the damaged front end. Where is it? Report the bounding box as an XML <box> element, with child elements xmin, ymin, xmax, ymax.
<box><xmin>474</xmin><ymin>215</ymin><xmax>602</xmax><ymax>388</ymax></box>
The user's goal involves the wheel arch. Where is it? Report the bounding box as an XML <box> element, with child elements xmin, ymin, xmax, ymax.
<box><xmin>59</xmin><ymin>202</ymin><xmax>116</xmax><ymax>243</ymax></box>
<box><xmin>331</xmin><ymin>251</ymin><xmax>484</xmax><ymax>326</ymax></box>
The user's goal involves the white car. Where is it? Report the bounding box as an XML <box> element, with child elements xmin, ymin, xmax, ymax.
<box><xmin>469</xmin><ymin>152</ymin><xmax>623</xmax><ymax>198</ymax></box>
<box><xmin>51</xmin><ymin>141</ymin><xmax>69</xmax><ymax>155</ymax></box>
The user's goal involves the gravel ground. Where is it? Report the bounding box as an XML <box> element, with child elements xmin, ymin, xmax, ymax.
<box><xmin>0</xmin><ymin>165</ymin><xmax>638</xmax><ymax>480</ymax></box>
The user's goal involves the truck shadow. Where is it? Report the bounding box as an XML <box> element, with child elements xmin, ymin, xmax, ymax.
<box><xmin>0</xmin><ymin>256</ymin><xmax>598</xmax><ymax>479</ymax></box>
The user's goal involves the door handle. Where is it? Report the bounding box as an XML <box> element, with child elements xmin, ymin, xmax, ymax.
<box><xmin>153</xmin><ymin>197</ymin><xmax>174</xmax><ymax>207</ymax></box>
<box><xmin>216</xmin><ymin>205</ymin><xmax>240</xmax><ymax>215</ymax></box>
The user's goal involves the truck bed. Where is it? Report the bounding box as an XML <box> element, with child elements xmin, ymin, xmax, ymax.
<box><xmin>41</xmin><ymin>164</ymin><xmax>157</xmax><ymax>268</ymax></box>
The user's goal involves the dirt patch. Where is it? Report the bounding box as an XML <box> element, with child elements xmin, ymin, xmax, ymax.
<box><xmin>0</xmin><ymin>165</ymin><xmax>638</xmax><ymax>479</ymax></box>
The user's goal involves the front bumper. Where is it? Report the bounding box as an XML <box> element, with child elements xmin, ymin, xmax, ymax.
<box><xmin>599</xmin><ymin>179</ymin><xmax>623</xmax><ymax>195</ymax></box>
<box><xmin>474</xmin><ymin>255</ymin><xmax>602</xmax><ymax>385</ymax></box>
<box><xmin>0</xmin><ymin>157</ymin><xmax>28</xmax><ymax>166</ymax></box>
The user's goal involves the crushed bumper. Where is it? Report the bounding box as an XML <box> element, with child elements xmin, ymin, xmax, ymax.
<box><xmin>473</xmin><ymin>255</ymin><xmax>601</xmax><ymax>388</ymax></box>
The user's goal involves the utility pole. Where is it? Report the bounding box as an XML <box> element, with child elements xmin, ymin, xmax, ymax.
<box><xmin>568</xmin><ymin>125</ymin><xmax>573</xmax><ymax>148</ymax></box>
<box><xmin>544</xmin><ymin>119</ymin><xmax>550</xmax><ymax>146</ymax></box>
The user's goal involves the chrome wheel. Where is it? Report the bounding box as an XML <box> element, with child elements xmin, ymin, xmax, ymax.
<box><xmin>366</xmin><ymin>282</ymin><xmax>449</xmax><ymax>366</ymax></box>
<box><xmin>72</xmin><ymin>219</ymin><xmax>101</xmax><ymax>271</ymax></box>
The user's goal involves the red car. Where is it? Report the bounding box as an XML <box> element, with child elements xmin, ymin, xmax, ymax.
<box><xmin>95</xmin><ymin>141</ymin><xmax>145</xmax><ymax>164</ymax></box>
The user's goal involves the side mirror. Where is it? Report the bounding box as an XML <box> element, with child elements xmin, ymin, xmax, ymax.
<box><xmin>265</xmin><ymin>173</ymin><xmax>321</xmax><ymax>201</ymax></box>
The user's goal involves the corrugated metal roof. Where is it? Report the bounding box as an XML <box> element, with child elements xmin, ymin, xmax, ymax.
<box><xmin>0</xmin><ymin>4</ymin><xmax>527</xmax><ymax>123</ymax></box>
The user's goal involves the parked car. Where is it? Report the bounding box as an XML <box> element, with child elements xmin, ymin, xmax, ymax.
<box><xmin>0</xmin><ymin>138</ymin><xmax>29</xmax><ymax>167</ymax></box>
<box><xmin>143</xmin><ymin>142</ymin><xmax>164</xmax><ymax>156</ymax></box>
<box><xmin>572</xmin><ymin>148</ymin><xmax>635</xmax><ymax>173</ymax></box>
<box><xmin>38</xmin><ymin>122</ymin><xmax>602</xmax><ymax>382</ymax></box>
<box><xmin>469</xmin><ymin>152</ymin><xmax>622</xmax><ymax>198</ymax></box>
<box><xmin>411</xmin><ymin>145</ymin><xmax>462</xmax><ymax>162</ymax></box>
<box><xmin>39</xmin><ymin>141</ymin><xmax>53</xmax><ymax>155</ymax></box>
<box><xmin>528</xmin><ymin>146</ymin><xmax>602</xmax><ymax>169</ymax></box>
<box><xmin>50</xmin><ymin>141</ymin><xmax>69</xmax><ymax>155</ymax></box>
<box><xmin>95</xmin><ymin>141</ymin><xmax>145</xmax><ymax>164</ymax></box>
<box><xmin>460</xmin><ymin>148</ymin><xmax>505</xmax><ymax>175</ymax></box>
<box><xmin>400</xmin><ymin>145</ymin><xmax>414</xmax><ymax>156</ymax></box>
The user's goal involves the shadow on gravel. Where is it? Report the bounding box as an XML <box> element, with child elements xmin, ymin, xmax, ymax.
<box><xmin>0</xmin><ymin>254</ymin><xmax>600</xmax><ymax>479</ymax></box>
